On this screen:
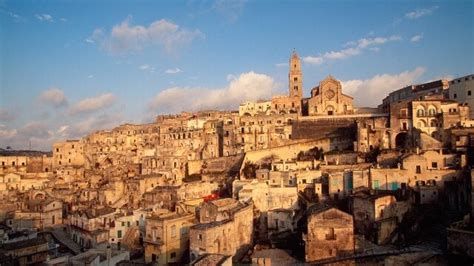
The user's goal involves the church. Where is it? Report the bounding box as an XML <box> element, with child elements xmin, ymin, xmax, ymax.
<box><xmin>270</xmin><ymin>50</ymin><xmax>355</xmax><ymax>117</ymax></box>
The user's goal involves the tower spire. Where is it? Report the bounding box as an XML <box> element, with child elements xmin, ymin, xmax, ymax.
<box><xmin>289</xmin><ymin>50</ymin><xmax>302</xmax><ymax>98</ymax></box>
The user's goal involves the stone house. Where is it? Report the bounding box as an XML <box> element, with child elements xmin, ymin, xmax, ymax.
<box><xmin>189</xmin><ymin>199</ymin><xmax>253</xmax><ymax>262</ymax></box>
<box><xmin>11</xmin><ymin>199</ymin><xmax>63</xmax><ymax>230</ymax></box>
<box><xmin>304</xmin><ymin>207</ymin><xmax>355</xmax><ymax>262</ymax></box>
<box><xmin>68</xmin><ymin>207</ymin><xmax>116</xmax><ymax>248</ymax></box>
<box><xmin>144</xmin><ymin>211</ymin><xmax>196</xmax><ymax>264</ymax></box>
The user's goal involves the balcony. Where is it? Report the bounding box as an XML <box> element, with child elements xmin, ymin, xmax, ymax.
<box><xmin>144</xmin><ymin>237</ymin><xmax>164</xmax><ymax>245</ymax></box>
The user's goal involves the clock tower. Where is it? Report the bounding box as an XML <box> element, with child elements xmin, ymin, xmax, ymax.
<box><xmin>289</xmin><ymin>50</ymin><xmax>303</xmax><ymax>99</ymax></box>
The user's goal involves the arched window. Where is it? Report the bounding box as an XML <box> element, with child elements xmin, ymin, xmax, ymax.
<box><xmin>417</xmin><ymin>108</ymin><xmax>425</xmax><ymax>117</ymax></box>
<box><xmin>430</xmin><ymin>119</ymin><xmax>437</xmax><ymax>127</ymax></box>
<box><xmin>428</xmin><ymin>107</ymin><xmax>436</xmax><ymax>116</ymax></box>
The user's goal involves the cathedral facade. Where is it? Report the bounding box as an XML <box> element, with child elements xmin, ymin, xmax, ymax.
<box><xmin>306</xmin><ymin>75</ymin><xmax>354</xmax><ymax>116</ymax></box>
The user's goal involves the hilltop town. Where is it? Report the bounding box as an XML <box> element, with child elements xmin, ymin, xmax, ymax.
<box><xmin>1</xmin><ymin>51</ymin><xmax>474</xmax><ymax>265</ymax></box>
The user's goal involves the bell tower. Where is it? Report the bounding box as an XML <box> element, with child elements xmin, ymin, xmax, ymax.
<box><xmin>289</xmin><ymin>50</ymin><xmax>303</xmax><ymax>98</ymax></box>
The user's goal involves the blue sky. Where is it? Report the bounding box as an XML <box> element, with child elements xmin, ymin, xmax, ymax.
<box><xmin>0</xmin><ymin>0</ymin><xmax>473</xmax><ymax>150</ymax></box>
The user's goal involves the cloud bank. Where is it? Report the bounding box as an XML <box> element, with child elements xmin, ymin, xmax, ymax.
<box><xmin>341</xmin><ymin>67</ymin><xmax>426</xmax><ymax>107</ymax></box>
<box><xmin>149</xmin><ymin>71</ymin><xmax>279</xmax><ymax>114</ymax></box>
<box><xmin>90</xmin><ymin>16</ymin><xmax>204</xmax><ymax>55</ymax></box>
<box><xmin>303</xmin><ymin>35</ymin><xmax>401</xmax><ymax>65</ymax></box>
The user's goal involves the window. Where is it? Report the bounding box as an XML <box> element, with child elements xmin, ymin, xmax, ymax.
<box><xmin>468</xmin><ymin>90</ymin><xmax>472</xmax><ymax>96</ymax></box>
<box><xmin>373</xmin><ymin>180</ymin><xmax>380</xmax><ymax>189</ymax></box>
<box><xmin>198</xmin><ymin>234</ymin><xmax>202</xmax><ymax>240</ymax></box>
<box><xmin>171</xmin><ymin>252</ymin><xmax>176</xmax><ymax>259</ymax></box>
<box><xmin>325</xmin><ymin>227</ymin><xmax>336</xmax><ymax>240</ymax></box>
<box><xmin>171</xmin><ymin>225</ymin><xmax>177</xmax><ymax>238</ymax></box>
<box><xmin>417</xmin><ymin>108</ymin><xmax>425</xmax><ymax>117</ymax></box>
<box><xmin>431</xmin><ymin>162</ymin><xmax>438</xmax><ymax>168</ymax></box>
<box><xmin>416</xmin><ymin>165</ymin><xmax>421</xmax><ymax>174</ymax></box>
<box><xmin>294</xmin><ymin>77</ymin><xmax>298</xmax><ymax>82</ymax></box>
<box><xmin>391</xmin><ymin>182</ymin><xmax>398</xmax><ymax>190</ymax></box>
<box><xmin>453</xmin><ymin>93</ymin><xmax>457</xmax><ymax>99</ymax></box>
<box><xmin>117</xmin><ymin>230</ymin><xmax>122</xmax><ymax>238</ymax></box>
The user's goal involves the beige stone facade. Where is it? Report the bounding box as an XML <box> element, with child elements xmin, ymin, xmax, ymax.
<box><xmin>308</xmin><ymin>75</ymin><xmax>354</xmax><ymax>116</ymax></box>
<box><xmin>189</xmin><ymin>199</ymin><xmax>253</xmax><ymax>261</ymax></box>
<box><xmin>304</xmin><ymin>207</ymin><xmax>355</xmax><ymax>262</ymax></box>
<box><xmin>144</xmin><ymin>211</ymin><xmax>196</xmax><ymax>264</ymax></box>
<box><xmin>448</xmin><ymin>74</ymin><xmax>474</xmax><ymax>118</ymax></box>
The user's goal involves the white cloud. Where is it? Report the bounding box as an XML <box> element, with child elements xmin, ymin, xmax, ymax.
<box><xmin>87</xmin><ymin>75</ymin><xmax>94</xmax><ymax>79</ymax></box>
<box><xmin>324</xmin><ymin>47</ymin><xmax>360</xmax><ymax>60</ymax></box>
<box><xmin>341</xmin><ymin>67</ymin><xmax>426</xmax><ymax>107</ymax></box>
<box><xmin>60</xmin><ymin>113</ymin><xmax>124</xmax><ymax>139</ymax></box>
<box><xmin>304</xmin><ymin>35</ymin><xmax>401</xmax><ymax>65</ymax></box>
<box><xmin>35</xmin><ymin>14</ymin><xmax>54</xmax><ymax>22</ymax></box>
<box><xmin>164</xmin><ymin>68</ymin><xmax>182</xmax><ymax>74</ymax></box>
<box><xmin>212</xmin><ymin>0</ymin><xmax>247</xmax><ymax>22</ymax></box>
<box><xmin>1</xmin><ymin>9</ymin><xmax>24</xmax><ymax>22</ymax></box>
<box><xmin>60</xmin><ymin>18</ymin><xmax>67</xmax><ymax>22</ymax></box>
<box><xmin>140</xmin><ymin>64</ymin><xmax>151</xmax><ymax>70</ymax></box>
<box><xmin>90</xmin><ymin>16</ymin><xmax>203</xmax><ymax>55</ymax></box>
<box><xmin>303</xmin><ymin>56</ymin><xmax>325</xmax><ymax>65</ymax></box>
<box><xmin>149</xmin><ymin>71</ymin><xmax>279</xmax><ymax>114</ymax></box>
<box><xmin>70</xmin><ymin>93</ymin><xmax>117</xmax><ymax>114</ymax></box>
<box><xmin>405</xmin><ymin>6</ymin><xmax>438</xmax><ymax>19</ymax></box>
<box><xmin>369</xmin><ymin>47</ymin><xmax>380</xmax><ymax>52</ymax></box>
<box><xmin>139</xmin><ymin>64</ymin><xmax>156</xmax><ymax>73</ymax></box>
<box><xmin>39</xmin><ymin>88</ymin><xmax>68</xmax><ymax>107</ymax></box>
<box><xmin>0</xmin><ymin>125</ymin><xmax>17</xmax><ymax>139</ymax></box>
<box><xmin>410</xmin><ymin>34</ymin><xmax>423</xmax><ymax>42</ymax></box>
<box><xmin>275</xmin><ymin>63</ymin><xmax>287</xmax><ymax>67</ymax></box>
<box><xmin>85</xmin><ymin>29</ymin><xmax>103</xmax><ymax>44</ymax></box>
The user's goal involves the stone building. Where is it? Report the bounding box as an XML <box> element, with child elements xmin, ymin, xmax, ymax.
<box><xmin>236</xmin><ymin>179</ymin><xmax>299</xmax><ymax>239</ymax></box>
<box><xmin>10</xmin><ymin>199</ymin><xmax>63</xmax><ymax>230</ymax></box>
<box><xmin>239</xmin><ymin>101</ymin><xmax>272</xmax><ymax>116</ymax></box>
<box><xmin>0</xmin><ymin>155</ymin><xmax>52</xmax><ymax>175</ymax></box>
<box><xmin>68</xmin><ymin>206</ymin><xmax>116</xmax><ymax>248</ymax></box>
<box><xmin>144</xmin><ymin>211</ymin><xmax>196</xmax><ymax>264</ymax></box>
<box><xmin>307</xmin><ymin>75</ymin><xmax>354</xmax><ymax>116</ymax></box>
<box><xmin>351</xmin><ymin>191</ymin><xmax>399</xmax><ymax>242</ymax></box>
<box><xmin>356</xmin><ymin>116</ymin><xmax>390</xmax><ymax>152</ymax></box>
<box><xmin>304</xmin><ymin>207</ymin><xmax>355</xmax><ymax>262</ymax></box>
<box><xmin>289</xmin><ymin>50</ymin><xmax>303</xmax><ymax>99</ymax></box>
<box><xmin>381</xmin><ymin>79</ymin><xmax>449</xmax><ymax>113</ymax></box>
<box><xmin>53</xmin><ymin>140</ymin><xmax>85</xmax><ymax>169</ymax></box>
<box><xmin>448</xmin><ymin>74</ymin><xmax>474</xmax><ymax>118</ymax></box>
<box><xmin>0</xmin><ymin>234</ymin><xmax>50</xmax><ymax>265</ymax></box>
<box><xmin>385</xmin><ymin>97</ymin><xmax>471</xmax><ymax>150</ymax></box>
<box><xmin>189</xmin><ymin>198</ymin><xmax>253</xmax><ymax>261</ymax></box>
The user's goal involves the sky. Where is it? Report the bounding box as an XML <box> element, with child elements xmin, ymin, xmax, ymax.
<box><xmin>0</xmin><ymin>0</ymin><xmax>473</xmax><ymax>151</ymax></box>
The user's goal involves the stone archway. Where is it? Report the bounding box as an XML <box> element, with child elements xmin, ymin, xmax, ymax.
<box><xmin>395</xmin><ymin>132</ymin><xmax>408</xmax><ymax>149</ymax></box>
